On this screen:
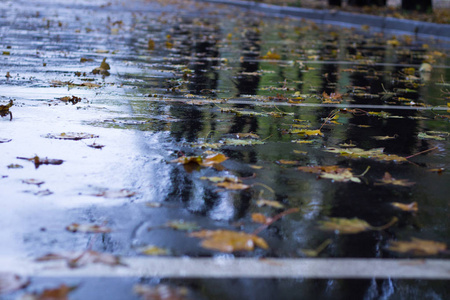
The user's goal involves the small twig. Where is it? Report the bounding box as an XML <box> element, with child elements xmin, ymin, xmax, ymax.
<box><xmin>371</xmin><ymin>217</ymin><xmax>398</xmax><ymax>231</ymax></box>
<box><xmin>253</xmin><ymin>207</ymin><xmax>300</xmax><ymax>235</ymax></box>
<box><xmin>405</xmin><ymin>146</ymin><xmax>439</xmax><ymax>159</ymax></box>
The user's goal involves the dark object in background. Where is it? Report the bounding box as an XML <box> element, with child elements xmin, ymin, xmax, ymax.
<box><xmin>402</xmin><ymin>0</ymin><xmax>432</xmax><ymax>12</ymax></box>
<box><xmin>347</xmin><ymin>0</ymin><xmax>386</xmax><ymax>6</ymax></box>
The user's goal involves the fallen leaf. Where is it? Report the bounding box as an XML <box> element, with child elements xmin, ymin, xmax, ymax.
<box><xmin>300</xmin><ymin>239</ymin><xmax>332</xmax><ymax>257</ymax></box>
<box><xmin>138</xmin><ymin>245</ymin><xmax>169</xmax><ymax>256</ymax></box>
<box><xmin>134</xmin><ymin>284</ymin><xmax>190</xmax><ymax>300</ymax></box>
<box><xmin>376</xmin><ymin>172</ymin><xmax>415</xmax><ymax>186</ymax></box>
<box><xmin>21</xmin><ymin>284</ymin><xmax>76</xmax><ymax>300</ymax></box>
<box><xmin>87</xmin><ymin>142</ymin><xmax>105</xmax><ymax>149</ymax></box>
<box><xmin>215</xmin><ymin>182</ymin><xmax>250</xmax><ymax>190</ymax></box>
<box><xmin>236</xmin><ymin>133</ymin><xmax>260</xmax><ymax>139</ymax></box>
<box><xmin>93</xmin><ymin>189</ymin><xmax>136</xmax><ymax>198</ymax></box>
<box><xmin>0</xmin><ymin>138</ymin><xmax>12</xmax><ymax>143</ymax></box>
<box><xmin>189</xmin><ymin>230</ymin><xmax>268</xmax><ymax>252</ymax></box>
<box><xmin>319</xmin><ymin>217</ymin><xmax>399</xmax><ymax>234</ymax></box>
<box><xmin>418</xmin><ymin>132</ymin><xmax>446</xmax><ymax>141</ymax></box>
<box><xmin>262</xmin><ymin>51</ymin><xmax>281</xmax><ymax>60</ymax></box>
<box><xmin>298</xmin><ymin>165</ymin><xmax>362</xmax><ymax>183</ymax></box>
<box><xmin>172</xmin><ymin>153</ymin><xmax>228</xmax><ymax>169</ymax></box>
<box><xmin>255</xmin><ymin>199</ymin><xmax>285</xmax><ymax>209</ymax></box>
<box><xmin>324</xmin><ymin>147</ymin><xmax>407</xmax><ymax>163</ymax></box>
<box><xmin>276</xmin><ymin>160</ymin><xmax>300</xmax><ymax>165</ymax></box>
<box><xmin>56</xmin><ymin>96</ymin><xmax>81</xmax><ymax>104</ymax></box>
<box><xmin>92</xmin><ymin>58</ymin><xmax>110</xmax><ymax>76</ymax></box>
<box><xmin>43</xmin><ymin>132</ymin><xmax>99</xmax><ymax>140</ymax></box>
<box><xmin>200</xmin><ymin>176</ymin><xmax>240</xmax><ymax>183</ymax></box>
<box><xmin>36</xmin><ymin>250</ymin><xmax>124</xmax><ymax>268</ymax></box>
<box><xmin>391</xmin><ymin>202</ymin><xmax>418</xmax><ymax>212</ymax></box>
<box><xmin>223</xmin><ymin>139</ymin><xmax>265</xmax><ymax>146</ymax></box>
<box><xmin>289</xmin><ymin>129</ymin><xmax>323</xmax><ymax>137</ymax></box>
<box><xmin>66</xmin><ymin>223</ymin><xmax>112</xmax><ymax>233</ymax></box>
<box><xmin>0</xmin><ymin>273</ymin><xmax>29</xmax><ymax>294</ymax></box>
<box><xmin>7</xmin><ymin>164</ymin><xmax>22</xmax><ymax>169</ymax></box>
<box><xmin>322</xmin><ymin>91</ymin><xmax>343</xmax><ymax>103</ymax></box>
<box><xmin>22</xmin><ymin>179</ymin><xmax>45</xmax><ymax>186</ymax></box>
<box><xmin>251</xmin><ymin>213</ymin><xmax>271</xmax><ymax>224</ymax></box>
<box><xmin>145</xmin><ymin>202</ymin><xmax>162</xmax><ymax>208</ymax></box>
<box><xmin>147</xmin><ymin>39</ymin><xmax>155</xmax><ymax>50</ymax></box>
<box><xmin>372</xmin><ymin>135</ymin><xmax>397</xmax><ymax>141</ymax></box>
<box><xmin>17</xmin><ymin>156</ymin><xmax>64</xmax><ymax>168</ymax></box>
<box><xmin>387</xmin><ymin>238</ymin><xmax>446</xmax><ymax>256</ymax></box>
<box><xmin>165</xmin><ymin>220</ymin><xmax>200</xmax><ymax>231</ymax></box>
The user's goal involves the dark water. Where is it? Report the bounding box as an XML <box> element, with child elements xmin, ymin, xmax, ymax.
<box><xmin>1</xmin><ymin>0</ymin><xmax>449</xmax><ymax>299</ymax></box>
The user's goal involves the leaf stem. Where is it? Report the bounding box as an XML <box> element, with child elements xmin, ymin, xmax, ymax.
<box><xmin>371</xmin><ymin>217</ymin><xmax>398</xmax><ymax>231</ymax></box>
<box><xmin>253</xmin><ymin>208</ymin><xmax>300</xmax><ymax>235</ymax></box>
<box><xmin>405</xmin><ymin>146</ymin><xmax>438</xmax><ymax>159</ymax></box>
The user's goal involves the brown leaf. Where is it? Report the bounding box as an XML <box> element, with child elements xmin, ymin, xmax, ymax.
<box><xmin>17</xmin><ymin>156</ymin><xmax>64</xmax><ymax>169</ymax></box>
<box><xmin>391</xmin><ymin>202</ymin><xmax>418</xmax><ymax>212</ymax></box>
<box><xmin>134</xmin><ymin>284</ymin><xmax>190</xmax><ymax>300</ymax></box>
<box><xmin>215</xmin><ymin>182</ymin><xmax>250</xmax><ymax>190</ymax></box>
<box><xmin>189</xmin><ymin>230</ymin><xmax>268</xmax><ymax>252</ymax></box>
<box><xmin>65</xmin><ymin>223</ymin><xmax>112</xmax><ymax>233</ymax></box>
<box><xmin>251</xmin><ymin>213</ymin><xmax>271</xmax><ymax>224</ymax></box>
<box><xmin>255</xmin><ymin>199</ymin><xmax>285</xmax><ymax>209</ymax></box>
<box><xmin>36</xmin><ymin>250</ymin><xmax>124</xmax><ymax>268</ymax></box>
<box><xmin>388</xmin><ymin>238</ymin><xmax>447</xmax><ymax>256</ymax></box>
<box><xmin>138</xmin><ymin>246</ymin><xmax>169</xmax><ymax>256</ymax></box>
<box><xmin>22</xmin><ymin>179</ymin><xmax>45</xmax><ymax>186</ymax></box>
<box><xmin>298</xmin><ymin>165</ymin><xmax>361</xmax><ymax>183</ymax></box>
<box><xmin>0</xmin><ymin>273</ymin><xmax>29</xmax><ymax>294</ymax></box>
<box><xmin>22</xmin><ymin>284</ymin><xmax>76</xmax><ymax>300</ymax></box>
<box><xmin>376</xmin><ymin>172</ymin><xmax>415</xmax><ymax>186</ymax></box>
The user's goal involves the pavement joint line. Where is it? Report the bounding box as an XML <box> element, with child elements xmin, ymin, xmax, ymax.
<box><xmin>198</xmin><ymin>0</ymin><xmax>450</xmax><ymax>40</ymax></box>
<box><xmin>128</xmin><ymin>97</ymin><xmax>449</xmax><ymax>111</ymax></box>
<box><xmin>1</xmin><ymin>258</ymin><xmax>450</xmax><ymax>279</ymax></box>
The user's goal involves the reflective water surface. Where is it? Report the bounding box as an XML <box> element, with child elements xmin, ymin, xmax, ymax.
<box><xmin>1</xmin><ymin>0</ymin><xmax>449</xmax><ymax>299</ymax></box>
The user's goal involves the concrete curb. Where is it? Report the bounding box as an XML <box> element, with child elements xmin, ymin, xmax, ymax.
<box><xmin>199</xmin><ymin>0</ymin><xmax>450</xmax><ymax>40</ymax></box>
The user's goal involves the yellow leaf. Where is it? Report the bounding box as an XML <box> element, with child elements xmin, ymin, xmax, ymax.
<box><xmin>215</xmin><ymin>182</ymin><xmax>250</xmax><ymax>190</ymax></box>
<box><xmin>262</xmin><ymin>51</ymin><xmax>281</xmax><ymax>60</ymax></box>
<box><xmin>391</xmin><ymin>202</ymin><xmax>418</xmax><ymax>212</ymax></box>
<box><xmin>190</xmin><ymin>230</ymin><xmax>268</xmax><ymax>252</ymax></box>
<box><xmin>148</xmin><ymin>39</ymin><xmax>155</xmax><ymax>50</ymax></box>
<box><xmin>318</xmin><ymin>217</ymin><xmax>372</xmax><ymax>234</ymax></box>
<box><xmin>376</xmin><ymin>172</ymin><xmax>415</xmax><ymax>186</ymax></box>
<box><xmin>256</xmin><ymin>199</ymin><xmax>285</xmax><ymax>209</ymax></box>
<box><xmin>251</xmin><ymin>213</ymin><xmax>270</xmax><ymax>224</ymax></box>
<box><xmin>388</xmin><ymin>238</ymin><xmax>446</xmax><ymax>256</ymax></box>
<box><xmin>139</xmin><ymin>245</ymin><xmax>169</xmax><ymax>256</ymax></box>
<box><xmin>66</xmin><ymin>223</ymin><xmax>111</xmax><ymax>233</ymax></box>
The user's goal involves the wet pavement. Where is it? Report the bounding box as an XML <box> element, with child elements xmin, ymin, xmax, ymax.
<box><xmin>1</xmin><ymin>0</ymin><xmax>450</xmax><ymax>299</ymax></box>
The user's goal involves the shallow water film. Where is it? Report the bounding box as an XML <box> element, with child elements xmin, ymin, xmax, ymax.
<box><xmin>1</xmin><ymin>0</ymin><xmax>449</xmax><ymax>299</ymax></box>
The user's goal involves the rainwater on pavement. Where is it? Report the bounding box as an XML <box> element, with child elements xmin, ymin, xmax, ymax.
<box><xmin>1</xmin><ymin>0</ymin><xmax>449</xmax><ymax>299</ymax></box>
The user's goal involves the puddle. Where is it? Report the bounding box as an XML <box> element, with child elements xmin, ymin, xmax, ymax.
<box><xmin>1</xmin><ymin>0</ymin><xmax>450</xmax><ymax>298</ymax></box>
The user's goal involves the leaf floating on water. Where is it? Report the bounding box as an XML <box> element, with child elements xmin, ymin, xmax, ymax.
<box><xmin>66</xmin><ymin>223</ymin><xmax>112</xmax><ymax>233</ymax></box>
<box><xmin>172</xmin><ymin>153</ymin><xmax>228</xmax><ymax>172</ymax></box>
<box><xmin>145</xmin><ymin>202</ymin><xmax>162</xmax><ymax>208</ymax></box>
<box><xmin>17</xmin><ymin>156</ymin><xmax>64</xmax><ymax>169</ymax></box>
<box><xmin>56</xmin><ymin>95</ymin><xmax>81</xmax><ymax>104</ymax></box>
<box><xmin>324</xmin><ymin>147</ymin><xmax>407</xmax><ymax>163</ymax></box>
<box><xmin>251</xmin><ymin>213</ymin><xmax>270</xmax><ymax>224</ymax></box>
<box><xmin>94</xmin><ymin>189</ymin><xmax>136</xmax><ymax>198</ymax></box>
<box><xmin>21</xmin><ymin>284</ymin><xmax>76</xmax><ymax>300</ymax></box>
<box><xmin>36</xmin><ymin>250</ymin><xmax>124</xmax><ymax>268</ymax></box>
<box><xmin>216</xmin><ymin>182</ymin><xmax>250</xmax><ymax>190</ymax></box>
<box><xmin>418</xmin><ymin>132</ymin><xmax>446</xmax><ymax>141</ymax></box>
<box><xmin>298</xmin><ymin>165</ymin><xmax>362</xmax><ymax>183</ymax></box>
<box><xmin>165</xmin><ymin>220</ymin><xmax>200</xmax><ymax>231</ymax></box>
<box><xmin>391</xmin><ymin>202</ymin><xmax>418</xmax><ymax>212</ymax></box>
<box><xmin>223</xmin><ymin>139</ymin><xmax>265</xmax><ymax>146</ymax></box>
<box><xmin>256</xmin><ymin>199</ymin><xmax>285</xmax><ymax>209</ymax></box>
<box><xmin>134</xmin><ymin>284</ymin><xmax>190</xmax><ymax>300</ymax></box>
<box><xmin>372</xmin><ymin>135</ymin><xmax>398</xmax><ymax>141</ymax></box>
<box><xmin>387</xmin><ymin>238</ymin><xmax>447</xmax><ymax>256</ymax></box>
<box><xmin>235</xmin><ymin>133</ymin><xmax>260</xmax><ymax>139</ymax></box>
<box><xmin>289</xmin><ymin>129</ymin><xmax>323</xmax><ymax>137</ymax></box>
<box><xmin>319</xmin><ymin>217</ymin><xmax>397</xmax><ymax>234</ymax></box>
<box><xmin>0</xmin><ymin>138</ymin><xmax>12</xmax><ymax>143</ymax></box>
<box><xmin>200</xmin><ymin>176</ymin><xmax>240</xmax><ymax>183</ymax></box>
<box><xmin>7</xmin><ymin>164</ymin><xmax>22</xmax><ymax>169</ymax></box>
<box><xmin>0</xmin><ymin>273</ymin><xmax>29</xmax><ymax>294</ymax></box>
<box><xmin>138</xmin><ymin>245</ymin><xmax>169</xmax><ymax>256</ymax></box>
<box><xmin>300</xmin><ymin>239</ymin><xmax>332</xmax><ymax>257</ymax></box>
<box><xmin>189</xmin><ymin>230</ymin><xmax>269</xmax><ymax>252</ymax></box>
<box><xmin>376</xmin><ymin>172</ymin><xmax>415</xmax><ymax>187</ymax></box>
<box><xmin>262</xmin><ymin>51</ymin><xmax>281</xmax><ymax>60</ymax></box>
<box><xmin>318</xmin><ymin>217</ymin><xmax>372</xmax><ymax>234</ymax></box>
<box><xmin>44</xmin><ymin>132</ymin><xmax>99</xmax><ymax>140</ymax></box>
<box><xmin>276</xmin><ymin>160</ymin><xmax>300</xmax><ymax>165</ymax></box>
